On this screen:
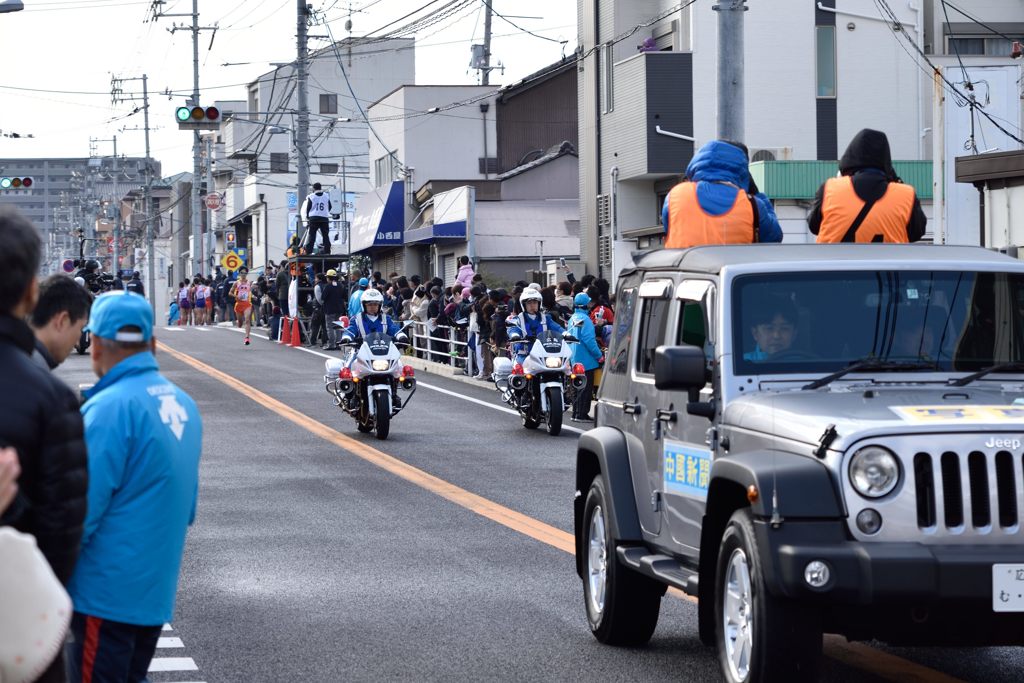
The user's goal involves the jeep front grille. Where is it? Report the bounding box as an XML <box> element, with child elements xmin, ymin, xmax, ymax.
<box><xmin>913</xmin><ymin>451</ymin><xmax>1018</xmax><ymax>531</ymax></box>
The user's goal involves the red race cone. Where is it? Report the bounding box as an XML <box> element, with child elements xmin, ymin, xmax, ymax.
<box><xmin>280</xmin><ymin>316</ymin><xmax>291</xmax><ymax>345</ymax></box>
<box><xmin>289</xmin><ymin>316</ymin><xmax>302</xmax><ymax>347</ymax></box>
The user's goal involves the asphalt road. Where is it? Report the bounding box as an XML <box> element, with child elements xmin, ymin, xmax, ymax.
<box><xmin>56</xmin><ymin>325</ymin><xmax>1023</xmax><ymax>682</ymax></box>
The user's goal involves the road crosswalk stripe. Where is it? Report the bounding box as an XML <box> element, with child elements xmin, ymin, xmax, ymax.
<box><xmin>157</xmin><ymin>637</ymin><xmax>184</xmax><ymax>648</ymax></box>
<box><xmin>148</xmin><ymin>657</ymin><xmax>198</xmax><ymax>672</ymax></box>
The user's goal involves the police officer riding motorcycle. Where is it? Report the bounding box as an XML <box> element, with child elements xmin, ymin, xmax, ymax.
<box><xmin>323</xmin><ymin>289</ymin><xmax>416</xmax><ymax>440</ymax></box>
<box><xmin>494</xmin><ymin>289</ymin><xmax>581</xmax><ymax>436</ymax></box>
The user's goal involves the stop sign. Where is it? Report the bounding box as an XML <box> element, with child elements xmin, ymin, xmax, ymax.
<box><xmin>204</xmin><ymin>192</ymin><xmax>222</xmax><ymax>210</ymax></box>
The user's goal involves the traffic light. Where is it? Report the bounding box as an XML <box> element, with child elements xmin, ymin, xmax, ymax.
<box><xmin>0</xmin><ymin>176</ymin><xmax>32</xmax><ymax>190</ymax></box>
<box><xmin>175</xmin><ymin>105</ymin><xmax>221</xmax><ymax>130</ymax></box>
<box><xmin>225</xmin><ymin>230</ymin><xmax>236</xmax><ymax>250</ymax></box>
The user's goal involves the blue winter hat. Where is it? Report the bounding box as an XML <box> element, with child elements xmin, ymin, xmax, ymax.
<box><xmin>359</xmin><ymin>277</ymin><xmax>369</xmax><ymax>288</ymax></box>
<box><xmin>85</xmin><ymin>290</ymin><xmax>153</xmax><ymax>342</ymax></box>
<box><xmin>574</xmin><ymin>292</ymin><xmax>592</xmax><ymax>309</ymax></box>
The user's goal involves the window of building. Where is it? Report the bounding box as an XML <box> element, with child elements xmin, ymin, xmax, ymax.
<box><xmin>374</xmin><ymin>153</ymin><xmax>396</xmax><ymax>187</ymax></box>
<box><xmin>602</xmin><ymin>43</ymin><xmax>614</xmax><ymax>113</ymax></box>
<box><xmin>816</xmin><ymin>25</ymin><xmax>836</xmax><ymax>98</ymax></box>
<box><xmin>248</xmin><ymin>159</ymin><xmax>259</xmax><ymax>174</ymax></box>
<box><xmin>320</xmin><ymin>163</ymin><xmax>339</xmax><ymax>174</ymax></box>
<box><xmin>319</xmin><ymin>94</ymin><xmax>338</xmax><ymax>115</ymax></box>
<box><xmin>270</xmin><ymin>152</ymin><xmax>288</xmax><ymax>173</ymax></box>
<box><xmin>948</xmin><ymin>35</ymin><xmax>1024</xmax><ymax>57</ymax></box>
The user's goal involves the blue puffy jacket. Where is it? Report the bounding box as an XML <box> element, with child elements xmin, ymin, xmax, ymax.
<box><xmin>69</xmin><ymin>351</ymin><xmax>202</xmax><ymax>625</ymax></box>
<box><xmin>348</xmin><ymin>288</ymin><xmax>364</xmax><ymax>318</ymax></box>
<box><xmin>568</xmin><ymin>310</ymin><xmax>602</xmax><ymax>371</ymax></box>
<box><xmin>661</xmin><ymin>140</ymin><xmax>782</xmax><ymax>243</ymax></box>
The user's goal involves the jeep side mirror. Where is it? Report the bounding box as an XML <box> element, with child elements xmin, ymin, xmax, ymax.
<box><xmin>654</xmin><ymin>345</ymin><xmax>706</xmax><ymax>391</ymax></box>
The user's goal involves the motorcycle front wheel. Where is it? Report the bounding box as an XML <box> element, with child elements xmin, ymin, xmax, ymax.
<box><xmin>546</xmin><ymin>387</ymin><xmax>562</xmax><ymax>436</ymax></box>
<box><xmin>373</xmin><ymin>389</ymin><xmax>390</xmax><ymax>440</ymax></box>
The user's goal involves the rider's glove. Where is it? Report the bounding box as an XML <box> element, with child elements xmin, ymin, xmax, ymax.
<box><xmin>341</xmin><ymin>334</ymin><xmax>354</xmax><ymax>343</ymax></box>
<box><xmin>396</xmin><ymin>333</ymin><xmax>409</xmax><ymax>343</ymax></box>
<box><xmin>508</xmin><ymin>330</ymin><xmax>522</xmax><ymax>341</ymax></box>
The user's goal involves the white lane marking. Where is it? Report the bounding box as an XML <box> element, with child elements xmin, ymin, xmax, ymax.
<box><xmin>162</xmin><ymin>327</ymin><xmax>185</xmax><ymax>332</ymax></box>
<box><xmin>148</xmin><ymin>657</ymin><xmax>199</xmax><ymax>672</ymax></box>
<box><xmin>157</xmin><ymin>637</ymin><xmax>185</xmax><ymax>648</ymax></box>
<box><xmin>162</xmin><ymin>623</ymin><xmax>173</xmax><ymax>631</ymax></box>
<box><xmin>217</xmin><ymin>326</ymin><xmax>584</xmax><ymax>433</ymax></box>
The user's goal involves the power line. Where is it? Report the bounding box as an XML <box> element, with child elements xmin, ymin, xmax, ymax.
<box><xmin>942</xmin><ymin>1</ymin><xmax>1020</xmax><ymax>44</ymax></box>
<box><xmin>481</xmin><ymin>0</ymin><xmax>566</xmax><ymax>44</ymax></box>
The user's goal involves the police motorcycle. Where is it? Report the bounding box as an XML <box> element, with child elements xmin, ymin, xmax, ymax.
<box><xmin>322</xmin><ymin>290</ymin><xmax>416</xmax><ymax>440</ymax></box>
<box><xmin>493</xmin><ymin>290</ymin><xmax>586</xmax><ymax>437</ymax></box>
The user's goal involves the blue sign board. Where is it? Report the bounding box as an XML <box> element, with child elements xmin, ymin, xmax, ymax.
<box><xmin>286</xmin><ymin>192</ymin><xmax>298</xmax><ymax>210</ymax></box>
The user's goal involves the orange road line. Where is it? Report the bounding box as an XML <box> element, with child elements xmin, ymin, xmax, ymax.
<box><xmin>158</xmin><ymin>341</ymin><xmax>968</xmax><ymax>683</ymax></box>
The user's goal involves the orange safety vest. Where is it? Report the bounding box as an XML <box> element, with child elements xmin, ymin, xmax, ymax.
<box><xmin>816</xmin><ymin>176</ymin><xmax>915</xmax><ymax>243</ymax></box>
<box><xmin>665</xmin><ymin>182</ymin><xmax>756</xmax><ymax>249</ymax></box>
<box><xmin>287</xmin><ymin>246</ymin><xmax>304</xmax><ymax>276</ymax></box>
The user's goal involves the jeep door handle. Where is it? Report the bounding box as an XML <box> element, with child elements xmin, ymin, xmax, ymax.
<box><xmin>623</xmin><ymin>401</ymin><xmax>641</xmax><ymax>415</ymax></box>
<box><xmin>656</xmin><ymin>408</ymin><xmax>676</xmax><ymax>423</ymax></box>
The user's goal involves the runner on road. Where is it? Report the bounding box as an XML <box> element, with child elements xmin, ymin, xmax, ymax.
<box><xmin>229</xmin><ymin>267</ymin><xmax>253</xmax><ymax>345</ymax></box>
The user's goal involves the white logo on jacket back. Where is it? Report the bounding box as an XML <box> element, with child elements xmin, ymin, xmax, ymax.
<box><xmin>158</xmin><ymin>394</ymin><xmax>188</xmax><ymax>440</ymax></box>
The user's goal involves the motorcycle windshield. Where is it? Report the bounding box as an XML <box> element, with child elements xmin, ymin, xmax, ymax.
<box><xmin>538</xmin><ymin>330</ymin><xmax>564</xmax><ymax>354</ymax></box>
<box><xmin>364</xmin><ymin>332</ymin><xmax>392</xmax><ymax>356</ymax></box>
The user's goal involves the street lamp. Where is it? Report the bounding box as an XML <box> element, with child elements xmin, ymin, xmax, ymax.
<box><xmin>0</xmin><ymin>0</ymin><xmax>24</xmax><ymax>13</ymax></box>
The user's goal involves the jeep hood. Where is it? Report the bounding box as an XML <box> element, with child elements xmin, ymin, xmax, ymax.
<box><xmin>724</xmin><ymin>384</ymin><xmax>1024</xmax><ymax>451</ymax></box>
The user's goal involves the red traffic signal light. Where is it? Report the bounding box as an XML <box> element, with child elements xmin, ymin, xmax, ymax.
<box><xmin>0</xmin><ymin>176</ymin><xmax>32</xmax><ymax>190</ymax></box>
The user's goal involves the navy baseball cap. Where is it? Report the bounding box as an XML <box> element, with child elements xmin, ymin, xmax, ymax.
<box><xmin>85</xmin><ymin>291</ymin><xmax>154</xmax><ymax>342</ymax></box>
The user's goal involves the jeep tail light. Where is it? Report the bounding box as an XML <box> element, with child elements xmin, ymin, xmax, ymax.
<box><xmin>401</xmin><ymin>365</ymin><xmax>415</xmax><ymax>378</ymax></box>
<box><xmin>339</xmin><ymin>367</ymin><xmax>353</xmax><ymax>380</ymax></box>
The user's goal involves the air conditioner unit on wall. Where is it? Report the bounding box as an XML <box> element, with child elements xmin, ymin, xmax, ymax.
<box><xmin>749</xmin><ymin>147</ymin><xmax>793</xmax><ymax>162</ymax></box>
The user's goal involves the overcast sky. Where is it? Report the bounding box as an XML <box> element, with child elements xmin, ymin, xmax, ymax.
<box><xmin>0</xmin><ymin>0</ymin><xmax>577</xmax><ymax>175</ymax></box>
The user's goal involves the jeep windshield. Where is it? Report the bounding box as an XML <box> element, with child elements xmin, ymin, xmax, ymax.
<box><xmin>732</xmin><ymin>270</ymin><xmax>1024</xmax><ymax>377</ymax></box>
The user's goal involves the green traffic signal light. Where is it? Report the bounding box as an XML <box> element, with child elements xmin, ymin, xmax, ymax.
<box><xmin>0</xmin><ymin>178</ymin><xmax>10</xmax><ymax>189</ymax></box>
<box><xmin>176</xmin><ymin>106</ymin><xmax>192</xmax><ymax>122</ymax></box>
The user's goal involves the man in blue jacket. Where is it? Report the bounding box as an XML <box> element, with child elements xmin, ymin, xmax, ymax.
<box><xmin>348</xmin><ymin>276</ymin><xmax>369</xmax><ymax>319</ymax></box>
<box><xmin>568</xmin><ymin>293</ymin><xmax>603</xmax><ymax>422</ymax></box>
<box><xmin>662</xmin><ymin>139</ymin><xmax>783</xmax><ymax>246</ymax></box>
<box><xmin>66</xmin><ymin>291</ymin><xmax>203</xmax><ymax>683</ymax></box>
<box><xmin>341</xmin><ymin>288</ymin><xmax>406</xmax><ymax>343</ymax></box>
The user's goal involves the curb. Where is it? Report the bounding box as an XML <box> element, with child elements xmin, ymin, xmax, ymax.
<box><xmin>402</xmin><ymin>355</ymin><xmax>493</xmax><ymax>391</ymax></box>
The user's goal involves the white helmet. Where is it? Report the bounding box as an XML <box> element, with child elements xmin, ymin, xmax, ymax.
<box><xmin>519</xmin><ymin>289</ymin><xmax>543</xmax><ymax>306</ymax></box>
<box><xmin>527</xmin><ymin>282</ymin><xmax>542</xmax><ymax>291</ymax></box>
<box><xmin>74</xmin><ymin>276</ymin><xmax>86</xmax><ymax>287</ymax></box>
<box><xmin>360</xmin><ymin>288</ymin><xmax>384</xmax><ymax>314</ymax></box>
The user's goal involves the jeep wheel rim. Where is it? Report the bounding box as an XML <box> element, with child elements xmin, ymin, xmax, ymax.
<box><xmin>723</xmin><ymin>548</ymin><xmax>753</xmax><ymax>681</ymax></box>
<box><xmin>587</xmin><ymin>504</ymin><xmax>607</xmax><ymax>617</ymax></box>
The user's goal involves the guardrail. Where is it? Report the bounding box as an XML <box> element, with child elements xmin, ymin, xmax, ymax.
<box><xmin>405</xmin><ymin>319</ymin><xmax>476</xmax><ymax>376</ymax></box>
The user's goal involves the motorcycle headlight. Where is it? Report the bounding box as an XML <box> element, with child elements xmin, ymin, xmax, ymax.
<box><xmin>849</xmin><ymin>446</ymin><xmax>901</xmax><ymax>498</ymax></box>
<box><xmin>371</xmin><ymin>359</ymin><xmax>390</xmax><ymax>372</ymax></box>
<box><xmin>545</xmin><ymin>357</ymin><xmax>563</xmax><ymax>369</ymax></box>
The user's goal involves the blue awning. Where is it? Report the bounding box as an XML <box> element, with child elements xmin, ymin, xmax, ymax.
<box><xmin>350</xmin><ymin>181</ymin><xmax>404</xmax><ymax>253</ymax></box>
<box><xmin>404</xmin><ymin>219</ymin><xmax>467</xmax><ymax>244</ymax></box>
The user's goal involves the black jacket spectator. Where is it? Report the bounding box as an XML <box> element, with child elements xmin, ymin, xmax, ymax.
<box><xmin>0</xmin><ymin>314</ymin><xmax>88</xmax><ymax>584</ymax></box>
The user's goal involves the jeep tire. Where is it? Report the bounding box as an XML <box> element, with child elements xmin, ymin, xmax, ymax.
<box><xmin>582</xmin><ymin>476</ymin><xmax>661</xmax><ymax>646</ymax></box>
<box><xmin>714</xmin><ymin>508</ymin><xmax>821</xmax><ymax>683</ymax></box>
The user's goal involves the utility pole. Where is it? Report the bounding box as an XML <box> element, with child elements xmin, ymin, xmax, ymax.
<box><xmin>296</xmin><ymin>0</ymin><xmax>310</xmax><ymax>243</ymax></box>
<box><xmin>713</xmin><ymin>0</ymin><xmax>747</xmax><ymax>142</ymax></box>
<box><xmin>112</xmin><ymin>73</ymin><xmax>156</xmax><ymax>311</ymax></box>
<box><xmin>481</xmin><ymin>0</ymin><xmax>493</xmax><ymax>86</ymax></box>
<box><xmin>110</xmin><ymin>135</ymin><xmax>120</xmax><ymax>272</ymax></box>
<box><xmin>152</xmin><ymin>0</ymin><xmax>217</xmax><ymax>277</ymax></box>
<box><xmin>205</xmin><ymin>135</ymin><xmax>215</xmax><ymax>273</ymax></box>
<box><xmin>342</xmin><ymin>156</ymin><xmax>349</xmax><ymax>265</ymax></box>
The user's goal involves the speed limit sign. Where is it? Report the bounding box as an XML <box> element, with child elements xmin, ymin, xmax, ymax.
<box><xmin>204</xmin><ymin>192</ymin><xmax>223</xmax><ymax>210</ymax></box>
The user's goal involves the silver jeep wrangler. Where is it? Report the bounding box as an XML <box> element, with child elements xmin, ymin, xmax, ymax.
<box><xmin>574</xmin><ymin>244</ymin><xmax>1024</xmax><ymax>683</ymax></box>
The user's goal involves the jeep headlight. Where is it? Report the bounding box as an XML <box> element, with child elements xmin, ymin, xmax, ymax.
<box><xmin>371</xmin><ymin>359</ymin><xmax>390</xmax><ymax>372</ymax></box>
<box><xmin>545</xmin><ymin>357</ymin><xmax>563</xmax><ymax>369</ymax></box>
<box><xmin>849</xmin><ymin>446</ymin><xmax>901</xmax><ymax>498</ymax></box>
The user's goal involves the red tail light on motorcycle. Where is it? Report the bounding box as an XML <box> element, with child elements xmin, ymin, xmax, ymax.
<box><xmin>572</xmin><ymin>363</ymin><xmax>585</xmax><ymax>376</ymax></box>
<box><xmin>511</xmin><ymin>363</ymin><xmax>525</xmax><ymax>375</ymax></box>
<box><xmin>339</xmin><ymin>367</ymin><xmax>353</xmax><ymax>380</ymax></box>
<box><xmin>401</xmin><ymin>365</ymin><xmax>415</xmax><ymax>378</ymax></box>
